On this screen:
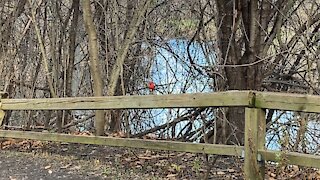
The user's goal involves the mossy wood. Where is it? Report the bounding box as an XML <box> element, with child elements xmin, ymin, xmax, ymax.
<box><xmin>0</xmin><ymin>130</ymin><xmax>243</xmax><ymax>156</ymax></box>
<box><xmin>0</xmin><ymin>91</ymin><xmax>252</xmax><ymax>110</ymax></box>
<box><xmin>259</xmin><ymin>150</ymin><xmax>320</xmax><ymax>169</ymax></box>
<box><xmin>255</xmin><ymin>92</ymin><xmax>320</xmax><ymax>113</ymax></box>
<box><xmin>244</xmin><ymin>108</ymin><xmax>265</xmax><ymax>180</ymax></box>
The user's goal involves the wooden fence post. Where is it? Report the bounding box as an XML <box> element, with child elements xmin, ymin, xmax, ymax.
<box><xmin>244</xmin><ymin>108</ymin><xmax>266</xmax><ymax>180</ymax></box>
<box><xmin>0</xmin><ymin>92</ymin><xmax>8</xmax><ymax>127</ymax></box>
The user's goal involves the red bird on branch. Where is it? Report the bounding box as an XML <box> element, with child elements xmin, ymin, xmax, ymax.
<box><xmin>148</xmin><ymin>81</ymin><xmax>155</xmax><ymax>92</ymax></box>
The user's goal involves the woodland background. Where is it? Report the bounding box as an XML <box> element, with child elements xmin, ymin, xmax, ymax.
<box><xmin>0</xmin><ymin>0</ymin><xmax>319</xmax><ymax>154</ymax></box>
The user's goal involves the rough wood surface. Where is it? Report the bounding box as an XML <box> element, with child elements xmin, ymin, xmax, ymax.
<box><xmin>259</xmin><ymin>150</ymin><xmax>320</xmax><ymax>169</ymax></box>
<box><xmin>244</xmin><ymin>108</ymin><xmax>265</xmax><ymax>180</ymax></box>
<box><xmin>0</xmin><ymin>130</ymin><xmax>244</xmax><ymax>156</ymax></box>
<box><xmin>3</xmin><ymin>91</ymin><xmax>320</xmax><ymax>112</ymax></box>
<box><xmin>0</xmin><ymin>91</ymin><xmax>252</xmax><ymax>110</ymax></box>
<box><xmin>255</xmin><ymin>91</ymin><xmax>320</xmax><ymax>113</ymax></box>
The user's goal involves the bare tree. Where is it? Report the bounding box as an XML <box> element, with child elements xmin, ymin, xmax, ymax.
<box><xmin>0</xmin><ymin>0</ymin><xmax>318</xmax><ymax>155</ymax></box>
<box><xmin>82</xmin><ymin>0</ymin><xmax>105</xmax><ymax>135</ymax></box>
<box><xmin>212</xmin><ymin>0</ymin><xmax>320</xmax><ymax>144</ymax></box>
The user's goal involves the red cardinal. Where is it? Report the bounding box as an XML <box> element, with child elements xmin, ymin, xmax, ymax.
<box><xmin>148</xmin><ymin>81</ymin><xmax>155</xmax><ymax>92</ymax></box>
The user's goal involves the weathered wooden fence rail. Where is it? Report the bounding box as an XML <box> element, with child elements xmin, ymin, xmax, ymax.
<box><xmin>0</xmin><ymin>91</ymin><xmax>319</xmax><ymax>179</ymax></box>
<box><xmin>0</xmin><ymin>91</ymin><xmax>253</xmax><ymax>110</ymax></box>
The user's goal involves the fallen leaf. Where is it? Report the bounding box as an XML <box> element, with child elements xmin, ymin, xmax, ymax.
<box><xmin>71</xmin><ymin>165</ymin><xmax>81</xmax><ymax>170</ymax></box>
<box><xmin>166</xmin><ymin>174</ymin><xmax>178</xmax><ymax>178</ymax></box>
<box><xmin>308</xmin><ymin>173</ymin><xmax>316</xmax><ymax>179</ymax></box>
<box><xmin>117</xmin><ymin>131</ymin><xmax>126</xmax><ymax>138</ymax></box>
<box><xmin>144</xmin><ymin>133</ymin><xmax>157</xmax><ymax>139</ymax></box>
<box><xmin>154</xmin><ymin>162</ymin><xmax>164</xmax><ymax>167</ymax></box>
<box><xmin>115</xmin><ymin>154</ymin><xmax>122</xmax><ymax>158</ymax></box>
<box><xmin>291</xmin><ymin>165</ymin><xmax>299</xmax><ymax>172</ymax></box>
<box><xmin>270</xmin><ymin>172</ymin><xmax>276</xmax><ymax>177</ymax></box>
<box><xmin>138</xmin><ymin>156</ymin><xmax>152</xmax><ymax>160</ymax></box>
<box><xmin>144</xmin><ymin>150</ymin><xmax>152</xmax><ymax>156</ymax></box>
<box><xmin>146</xmin><ymin>165</ymin><xmax>153</xmax><ymax>171</ymax></box>
<box><xmin>177</xmin><ymin>153</ymin><xmax>186</xmax><ymax>157</ymax></box>
<box><xmin>135</xmin><ymin>160</ymin><xmax>145</xmax><ymax>166</ymax></box>
<box><xmin>94</xmin><ymin>159</ymin><xmax>100</xmax><ymax>164</ymax></box>
<box><xmin>60</xmin><ymin>164</ymin><xmax>72</xmax><ymax>169</ymax></box>
<box><xmin>9</xmin><ymin>176</ymin><xmax>17</xmax><ymax>180</ymax></box>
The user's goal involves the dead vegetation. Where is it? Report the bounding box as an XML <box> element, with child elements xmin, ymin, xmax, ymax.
<box><xmin>0</xmin><ymin>139</ymin><xmax>319</xmax><ymax>179</ymax></box>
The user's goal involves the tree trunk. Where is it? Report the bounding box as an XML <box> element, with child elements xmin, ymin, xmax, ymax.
<box><xmin>107</xmin><ymin>0</ymin><xmax>152</xmax><ymax>96</ymax></box>
<box><xmin>106</xmin><ymin>0</ymin><xmax>153</xmax><ymax>132</ymax></box>
<box><xmin>215</xmin><ymin>0</ymin><xmax>262</xmax><ymax>145</ymax></box>
<box><xmin>82</xmin><ymin>0</ymin><xmax>105</xmax><ymax>136</ymax></box>
<box><xmin>65</xmin><ymin>0</ymin><xmax>80</xmax><ymax>125</ymax></box>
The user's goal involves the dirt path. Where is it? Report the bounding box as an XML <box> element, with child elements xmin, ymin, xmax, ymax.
<box><xmin>0</xmin><ymin>142</ymin><xmax>165</xmax><ymax>179</ymax></box>
<box><xmin>0</xmin><ymin>150</ymin><xmax>103</xmax><ymax>180</ymax></box>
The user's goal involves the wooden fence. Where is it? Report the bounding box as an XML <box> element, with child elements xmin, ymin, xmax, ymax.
<box><xmin>0</xmin><ymin>91</ymin><xmax>319</xmax><ymax>179</ymax></box>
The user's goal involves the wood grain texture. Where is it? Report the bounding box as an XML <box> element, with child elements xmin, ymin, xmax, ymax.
<box><xmin>255</xmin><ymin>92</ymin><xmax>320</xmax><ymax>113</ymax></box>
<box><xmin>3</xmin><ymin>91</ymin><xmax>320</xmax><ymax>112</ymax></box>
<box><xmin>0</xmin><ymin>130</ymin><xmax>244</xmax><ymax>156</ymax></box>
<box><xmin>244</xmin><ymin>108</ymin><xmax>265</xmax><ymax>180</ymax></box>
<box><xmin>259</xmin><ymin>150</ymin><xmax>320</xmax><ymax>169</ymax></box>
<box><xmin>1</xmin><ymin>91</ymin><xmax>252</xmax><ymax>110</ymax></box>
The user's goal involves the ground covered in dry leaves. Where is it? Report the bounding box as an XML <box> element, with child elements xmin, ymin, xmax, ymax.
<box><xmin>0</xmin><ymin>138</ymin><xmax>319</xmax><ymax>179</ymax></box>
